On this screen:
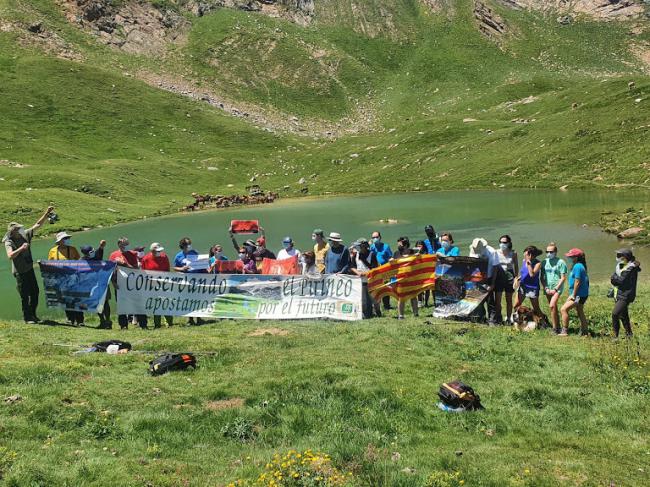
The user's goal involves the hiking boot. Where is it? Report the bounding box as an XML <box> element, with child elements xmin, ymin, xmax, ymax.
<box><xmin>25</xmin><ymin>319</ymin><xmax>36</xmax><ymax>325</ymax></box>
<box><xmin>558</xmin><ymin>327</ymin><xmax>569</xmax><ymax>337</ymax></box>
<box><xmin>579</xmin><ymin>328</ymin><xmax>590</xmax><ymax>337</ymax></box>
<box><xmin>552</xmin><ymin>327</ymin><xmax>560</xmax><ymax>335</ymax></box>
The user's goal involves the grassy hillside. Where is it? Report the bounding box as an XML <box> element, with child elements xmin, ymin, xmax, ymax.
<box><xmin>0</xmin><ymin>0</ymin><xmax>649</xmax><ymax>234</ymax></box>
<box><xmin>1</xmin><ymin>283</ymin><xmax>649</xmax><ymax>486</ymax></box>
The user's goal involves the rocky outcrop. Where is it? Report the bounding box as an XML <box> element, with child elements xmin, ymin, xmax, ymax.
<box><xmin>61</xmin><ymin>1</ymin><xmax>189</xmax><ymax>55</ymax></box>
<box><xmin>474</xmin><ymin>1</ymin><xmax>507</xmax><ymax>39</ymax></box>
<box><xmin>497</xmin><ymin>0</ymin><xmax>645</xmax><ymax>21</ymax></box>
<box><xmin>186</xmin><ymin>0</ymin><xmax>315</xmax><ymax>25</ymax></box>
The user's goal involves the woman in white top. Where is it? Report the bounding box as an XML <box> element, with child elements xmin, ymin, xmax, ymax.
<box><xmin>493</xmin><ymin>234</ymin><xmax>519</xmax><ymax>324</ymax></box>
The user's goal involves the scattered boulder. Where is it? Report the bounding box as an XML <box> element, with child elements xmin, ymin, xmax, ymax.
<box><xmin>474</xmin><ymin>1</ymin><xmax>506</xmax><ymax>39</ymax></box>
<box><xmin>617</xmin><ymin>227</ymin><xmax>643</xmax><ymax>239</ymax></box>
<box><xmin>557</xmin><ymin>15</ymin><xmax>573</xmax><ymax>25</ymax></box>
<box><xmin>4</xmin><ymin>394</ymin><xmax>22</xmax><ymax>404</ymax></box>
<box><xmin>27</xmin><ymin>21</ymin><xmax>43</xmax><ymax>33</ymax></box>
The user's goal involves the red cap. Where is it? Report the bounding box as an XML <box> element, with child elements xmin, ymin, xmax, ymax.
<box><xmin>565</xmin><ymin>248</ymin><xmax>584</xmax><ymax>258</ymax></box>
<box><xmin>256</xmin><ymin>236</ymin><xmax>265</xmax><ymax>245</ymax></box>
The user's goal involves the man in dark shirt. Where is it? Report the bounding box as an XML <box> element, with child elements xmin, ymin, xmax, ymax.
<box><xmin>3</xmin><ymin>206</ymin><xmax>55</xmax><ymax>323</ymax></box>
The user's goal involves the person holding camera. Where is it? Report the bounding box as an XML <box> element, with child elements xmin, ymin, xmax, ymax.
<box><xmin>3</xmin><ymin>206</ymin><xmax>55</xmax><ymax>324</ymax></box>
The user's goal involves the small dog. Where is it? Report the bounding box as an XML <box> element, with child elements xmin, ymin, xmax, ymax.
<box><xmin>513</xmin><ymin>305</ymin><xmax>549</xmax><ymax>332</ymax></box>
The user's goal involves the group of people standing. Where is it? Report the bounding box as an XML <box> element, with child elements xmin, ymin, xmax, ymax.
<box><xmin>3</xmin><ymin>206</ymin><xmax>642</xmax><ymax>337</ymax></box>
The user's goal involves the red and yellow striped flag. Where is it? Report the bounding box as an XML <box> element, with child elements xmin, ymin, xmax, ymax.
<box><xmin>367</xmin><ymin>254</ymin><xmax>437</xmax><ymax>301</ymax></box>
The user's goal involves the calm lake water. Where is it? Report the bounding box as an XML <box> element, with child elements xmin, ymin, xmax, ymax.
<box><xmin>1</xmin><ymin>190</ymin><xmax>648</xmax><ymax>321</ymax></box>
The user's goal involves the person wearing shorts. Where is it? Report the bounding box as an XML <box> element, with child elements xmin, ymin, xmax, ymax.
<box><xmin>494</xmin><ymin>235</ymin><xmax>518</xmax><ymax>324</ymax></box>
<box><xmin>514</xmin><ymin>245</ymin><xmax>546</xmax><ymax>322</ymax></box>
<box><xmin>560</xmin><ymin>248</ymin><xmax>590</xmax><ymax>336</ymax></box>
<box><xmin>541</xmin><ymin>242</ymin><xmax>568</xmax><ymax>333</ymax></box>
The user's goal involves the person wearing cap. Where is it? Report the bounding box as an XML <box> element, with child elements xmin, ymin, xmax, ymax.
<box><xmin>423</xmin><ymin>225</ymin><xmax>441</xmax><ymax>254</ymax></box>
<box><xmin>277</xmin><ymin>236</ymin><xmax>301</xmax><ymax>261</ymax></box>
<box><xmin>325</xmin><ymin>232</ymin><xmax>350</xmax><ymax>274</ymax></box>
<box><xmin>469</xmin><ymin>238</ymin><xmax>500</xmax><ymax>324</ymax></box>
<box><xmin>610</xmin><ymin>248</ymin><xmax>641</xmax><ymax>338</ymax></box>
<box><xmin>141</xmin><ymin>243</ymin><xmax>174</xmax><ymax>329</ymax></box>
<box><xmin>541</xmin><ymin>242</ymin><xmax>568</xmax><ymax>333</ymax></box>
<box><xmin>560</xmin><ymin>248</ymin><xmax>590</xmax><ymax>337</ymax></box>
<box><xmin>81</xmin><ymin>240</ymin><xmax>112</xmax><ymax>329</ymax></box>
<box><xmin>370</xmin><ymin>230</ymin><xmax>393</xmax><ymax>311</ymax></box>
<box><xmin>229</xmin><ymin>225</ymin><xmax>274</xmax><ymax>264</ymax></box>
<box><xmin>48</xmin><ymin>232</ymin><xmax>83</xmax><ymax>325</ymax></box>
<box><xmin>350</xmin><ymin>238</ymin><xmax>381</xmax><ymax>318</ymax></box>
<box><xmin>109</xmin><ymin>237</ymin><xmax>146</xmax><ymax>329</ymax></box>
<box><xmin>3</xmin><ymin>205</ymin><xmax>55</xmax><ymax>323</ymax></box>
<box><xmin>312</xmin><ymin>229</ymin><xmax>329</xmax><ymax>274</ymax></box>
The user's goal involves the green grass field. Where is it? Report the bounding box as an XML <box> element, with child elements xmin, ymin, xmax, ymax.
<box><xmin>1</xmin><ymin>284</ymin><xmax>648</xmax><ymax>486</ymax></box>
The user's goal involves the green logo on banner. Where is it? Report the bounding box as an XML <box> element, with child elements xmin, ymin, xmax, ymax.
<box><xmin>341</xmin><ymin>303</ymin><xmax>353</xmax><ymax>314</ymax></box>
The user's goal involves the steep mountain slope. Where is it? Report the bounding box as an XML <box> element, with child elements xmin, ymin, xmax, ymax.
<box><xmin>0</xmin><ymin>0</ymin><xmax>648</xmax><ymax>231</ymax></box>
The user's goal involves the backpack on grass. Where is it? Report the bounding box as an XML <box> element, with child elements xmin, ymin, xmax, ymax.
<box><xmin>91</xmin><ymin>340</ymin><xmax>132</xmax><ymax>353</ymax></box>
<box><xmin>149</xmin><ymin>353</ymin><xmax>197</xmax><ymax>376</ymax></box>
<box><xmin>438</xmin><ymin>381</ymin><xmax>484</xmax><ymax>410</ymax></box>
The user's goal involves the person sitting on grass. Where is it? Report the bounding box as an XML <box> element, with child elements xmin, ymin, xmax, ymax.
<box><xmin>559</xmin><ymin>248</ymin><xmax>590</xmax><ymax>337</ymax></box>
<box><xmin>48</xmin><ymin>232</ymin><xmax>84</xmax><ymax>326</ymax></box>
<box><xmin>141</xmin><ymin>242</ymin><xmax>174</xmax><ymax>329</ymax></box>
<box><xmin>541</xmin><ymin>242</ymin><xmax>567</xmax><ymax>334</ymax></box>
<box><xmin>610</xmin><ymin>248</ymin><xmax>641</xmax><ymax>339</ymax></box>
<box><xmin>3</xmin><ymin>205</ymin><xmax>54</xmax><ymax>324</ymax></box>
<box><xmin>80</xmin><ymin>240</ymin><xmax>112</xmax><ymax>329</ymax></box>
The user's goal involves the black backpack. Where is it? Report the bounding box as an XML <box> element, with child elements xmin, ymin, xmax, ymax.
<box><xmin>438</xmin><ymin>381</ymin><xmax>484</xmax><ymax>410</ymax></box>
<box><xmin>149</xmin><ymin>353</ymin><xmax>197</xmax><ymax>376</ymax></box>
<box><xmin>91</xmin><ymin>340</ymin><xmax>132</xmax><ymax>353</ymax></box>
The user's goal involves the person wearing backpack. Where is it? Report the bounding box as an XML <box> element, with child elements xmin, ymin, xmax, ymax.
<box><xmin>610</xmin><ymin>249</ymin><xmax>641</xmax><ymax>338</ymax></box>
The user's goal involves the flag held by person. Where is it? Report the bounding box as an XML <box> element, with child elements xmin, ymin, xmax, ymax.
<box><xmin>230</xmin><ymin>220</ymin><xmax>260</xmax><ymax>234</ymax></box>
<box><xmin>368</xmin><ymin>254</ymin><xmax>437</xmax><ymax>301</ymax></box>
<box><xmin>261</xmin><ymin>256</ymin><xmax>300</xmax><ymax>275</ymax></box>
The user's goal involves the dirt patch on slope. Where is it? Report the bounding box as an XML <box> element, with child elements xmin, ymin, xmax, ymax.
<box><xmin>498</xmin><ymin>0</ymin><xmax>645</xmax><ymax>21</ymax></box>
<box><xmin>247</xmin><ymin>327</ymin><xmax>290</xmax><ymax>337</ymax></box>
<box><xmin>205</xmin><ymin>398</ymin><xmax>246</xmax><ymax>410</ymax></box>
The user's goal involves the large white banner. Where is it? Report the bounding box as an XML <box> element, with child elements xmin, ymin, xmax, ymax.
<box><xmin>116</xmin><ymin>268</ymin><xmax>362</xmax><ymax>321</ymax></box>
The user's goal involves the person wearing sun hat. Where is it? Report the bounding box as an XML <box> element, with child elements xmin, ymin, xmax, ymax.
<box><xmin>325</xmin><ymin>232</ymin><xmax>350</xmax><ymax>274</ymax></box>
<box><xmin>48</xmin><ymin>231</ymin><xmax>83</xmax><ymax>325</ymax></box>
<box><xmin>559</xmin><ymin>248</ymin><xmax>590</xmax><ymax>337</ymax></box>
<box><xmin>3</xmin><ymin>206</ymin><xmax>55</xmax><ymax>324</ymax></box>
<box><xmin>610</xmin><ymin>248</ymin><xmax>641</xmax><ymax>338</ymax></box>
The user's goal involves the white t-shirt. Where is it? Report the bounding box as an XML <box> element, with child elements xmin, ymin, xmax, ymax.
<box><xmin>484</xmin><ymin>245</ymin><xmax>500</xmax><ymax>278</ymax></box>
<box><xmin>277</xmin><ymin>247</ymin><xmax>301</xmax><ymax>261</ymax></box>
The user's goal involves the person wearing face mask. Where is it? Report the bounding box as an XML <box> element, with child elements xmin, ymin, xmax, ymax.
<box><xmin>494</xmin><ymin>235</ymin><xmax>518</xmax><ymax>324</ymax></box>
<box><xmin>541</xmin><ymin>242</ymin><xmax>567</xmax><ymax>333</ymax></box>
<box><xmin>610</xmin><ymin>248</ymin><xmax>641</xmax><ymax>338</ymax></box>
<box><xmin>423</xmin><ymin>225</ymin><xmax>441</xmax><ymax>254</ymax></box>
<box><xmin>468</xmin><ymin>238</ymin><xmax>500</xmax><ymax>324</ymax></box>
<box><xmin>238</xmin><ymin>246</ymin><xmax>258</xmax><ymax>274</ymax></box>
<box><xmin>141</xmin><ymin>242</ymin><xmax>174</xmax><ymax>329</ymax></box>
<box><xmin>312</xmin><ymin>229</ymin><xmax>329</xmax><ymax>274</ymax></box>
<box><xmin>208</xmin><ymin>244</ymin><xmax>228</xmax><ymax>272</ymax></box>
<box><xmin>173</xmin><ymin>237</ymin><xmax>199</xmax><ymax>272</ymax></box>
<box><xmin>435</xmin><ymin>233</ymin><xmax>460</xmax><ymax>257</ymax></box>
<box><xmin>559</xmin><ymin>248</ymin><xmax>590</xmax><ymax>337</ymax></box>
<box><xmin>48</xmin><ymin>232</ymin><xmax>80</xmax><ymax>260</ymax></box>
<box><xmin>48</xmin><ymin>232</ymin><xmax>84</xmax><ymax>325</ymax></box>
<box><xmin>325</xmin><ymin>232</ymin><xmax>350</xmax><ymax>274</ymax></box>
<box><xmin>370</xmin><ymin>231</ymin><xmax>393</xmax><ymax>311</ymax></box>
<box><xmin>80</xmin><ymin>240</ymin><xmax>112</xmax><ymax>328</ymax></box>
<box><xmin>350</xmin><ymin>239</ymin><xmax>381</xmax><ymax>318</ymax></box>
<box><xmin>277</xmin><ymin>236</ymin><xmax>302</xmax><ymax>262</ymax></box>
<box><xmin>513</xmin><ymin>245</ymin><xmax>546</xmax><ymax>320</ymax></box>
<box><xmin>392</xmin><ymin>236</ymin><xmax>419</xmax><ymax>319</ymax></box>
<box><xmin>109</xmin><ymin>237</ymin><xmax>145</xmax><ymax>329</ymax></box>
<box><xmin>3</xmin><ymin>206</ymin><xmax>55</xmax><ymax>324</ymax></box>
